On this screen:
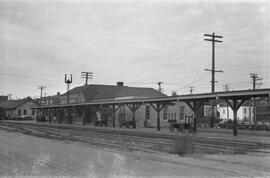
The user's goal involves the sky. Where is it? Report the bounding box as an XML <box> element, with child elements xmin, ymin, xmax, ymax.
<box><xmin>0</xmin><ymin>0</ymin><xmax>269</xmax><ymax>99</ymax></box>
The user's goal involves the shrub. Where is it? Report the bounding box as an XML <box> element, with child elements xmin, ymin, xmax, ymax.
<box><xmin>173</xmin><ymin>135</ymin><xmax>195</xmax><ymax>156</ymax></box>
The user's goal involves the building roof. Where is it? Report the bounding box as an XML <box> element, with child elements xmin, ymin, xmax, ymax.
<box><xmin>0</xmin><ymin>95</ymin><xmax>8</xmax><ymax>103</ymax></box>
<box><xmin>0</xmin><ymin>97</ymin><xmax>39</xmax><ymax>110</ymax></box>
<box><xmin>63</xmin><ymin>84</ymin><xmax>167</xmax><ymax>102</ymax></box>
<box><xmin>35</xmin><ymin>88</ymin><xmax>270</xmax><ymax>109</ymax></box>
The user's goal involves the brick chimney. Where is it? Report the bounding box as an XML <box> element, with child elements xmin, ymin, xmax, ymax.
<box><xmin>57</xmin><ymin>92</ymin><xmax>60</xmax><ymax>99</ymax></box>
<box><xmin>117</xmin><ymin>82</ymin><xmax>124</xmax><ymax>86</ymax></box>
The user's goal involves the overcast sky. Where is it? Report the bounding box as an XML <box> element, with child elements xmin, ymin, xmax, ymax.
<box><xmin>0</xmin><ymin>0</ymin><xmax>269</xmax><ymax>98</ymax></box>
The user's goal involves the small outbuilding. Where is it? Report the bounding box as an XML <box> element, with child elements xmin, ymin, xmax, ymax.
<box><xmin>0</xmin><ymin>97</ymin><xmax>40</xmax><ymax>120</ymax></box>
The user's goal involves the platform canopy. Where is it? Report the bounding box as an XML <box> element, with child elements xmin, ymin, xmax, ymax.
<box><xmin>34</xmin><ymin>88</ymin><xmax>270</xmax><ymax>109</ymax></box>
<box><xmin>33</xmin><ymin>88</ymin><xmax>270</xmax><ymax>136</ymax></box>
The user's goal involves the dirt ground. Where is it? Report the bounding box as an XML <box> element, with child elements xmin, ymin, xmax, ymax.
<box><xmin>0</xmin><ymin>129</ymin><xmax>269</xmax><ymax>177</ymax></box>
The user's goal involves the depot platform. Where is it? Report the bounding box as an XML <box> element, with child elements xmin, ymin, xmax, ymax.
<box><xmin>1</xmin><ymin>120</ymin><xmax>270</xmax><ymax>146</ymax></box>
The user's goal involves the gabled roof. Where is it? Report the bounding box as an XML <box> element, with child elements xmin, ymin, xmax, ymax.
<box><xmin>63</xmin><ymin>84</ymin><xmax>166</xmax><ymax>102</ymax></box>
<box><xmin>0</xmin><ymin>97</ymin><xmax>39</xmax><ymax>109</ymax></box>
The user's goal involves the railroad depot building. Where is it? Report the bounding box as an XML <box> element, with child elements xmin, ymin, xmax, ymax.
<box><xmin>41</xmin><ymin>82</ymin><xmax>193</xmax><ymax>128</ymax></box>
<box><xmin>0</xmin><ymin>97</ymin><xmax>39</xmax><ymax>120</ymax></box>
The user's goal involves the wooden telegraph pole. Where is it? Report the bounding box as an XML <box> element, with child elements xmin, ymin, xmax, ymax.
<box><xmin>224</xmin><ymin>84</ymin><xmax>230</xmax><ymax>119</ymax></box>
<box><xmin>81</xmin><ymin>72</ymin><xmax>93</xmax><ymax>85</ymax></box>
<box><xmin>204</xmin><ymin>33</ymin><xmax>223</xmax><ymax>128</ymax></box>
<box><xmin>250</xmin><ymin>73</ymin><xmax>263</xmax><ymax>124</ymax></box>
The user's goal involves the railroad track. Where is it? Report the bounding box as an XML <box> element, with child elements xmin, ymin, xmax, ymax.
<box><xmin>0</xmin><ymin>122</ymin><xmax>270</xmax><ymax>155</ymax></box>
<box><xmin>0</xmin><ymin>130</ymin><xmax>256</xmax><ymax>177</ymax></box>
<box><xmin>34</xmin><ymin>123</ymin><xmax>270</xmax><ymax>151</ymax></box>
<box><xmin>37</xmin><ymin>122</ymin><xmax>270</xmax><ymax>148</ymax></box>
<box><xmin>0</xmin><ymin>124</ymin><xmax>164</xmax><ymax>154</ymax></box>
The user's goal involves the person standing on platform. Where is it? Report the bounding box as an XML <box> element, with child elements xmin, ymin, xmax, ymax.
<box><xmin>96</xmin><ymin>110</ymin><xmax>101</xmax><ymax>126</ymax></box>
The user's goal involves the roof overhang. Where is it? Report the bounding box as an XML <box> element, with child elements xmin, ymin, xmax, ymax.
<box><xmin>33</xmin><ymin>88</ymin><xmax>270</xmax><ymax>109</ymax></box>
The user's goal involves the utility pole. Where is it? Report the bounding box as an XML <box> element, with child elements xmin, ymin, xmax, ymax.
<box><xmin>7</xmin><ymin>93</ymin><xmax>13</xmax><ymax>100</ymax></box>
<box><xmin>44</xmin><ymin>93</ymin><xmax>47</xmax><ymax>105</ymax></box>
<box><xmin>223</xmin><ymin>84</ymin><xmax>230</xmax><ymax>119</ymax></box>
<box><xmin>249</xmin><ymin>99</ymin><xmax>252</xmax><ymax>126</ymax></box>
<box><xmin>81</xmin><ymin>72</ymin><xmax>93</xmax><ymax>85</ymax></box>
<box><xmin>250</xmin><ymin>73</ymin><xmax>263</xmax><ymax>125</ymax></box>
<box><xmin>204</xmin><ymin>32</ymin><xmax>223</xmax><ymax>128</ymax></box>
<box><xmin>250</xmin><ymin>73</ymin><xmax>262</xmax><ymax>90</ymax></box>
<box><xmin>223</xmin><ymin>84</ymin><xmax>229</xmax><ymax>92</ymax></box>
<box><xmin>65</xmin><ymin>74</ymin><xmax>72</xmax><ymax>124</ymax></box>
<box><xmin>37</xmin><ymin>86</ymin><xmax>46</xmax><ymax>105</ymax></box>
<box><xmin>204</xmin><ymin>33</ymin><xmax>223</xmax><ymax>93</ymax></box>
<box><xmin>189</xmin><ymin>86</ymin><xmax>194</xmax><ymax>94</ymax></box>
<box><xmin>157</xmin><ymin>82</ymin><xmax>163</xmax><ymax>92</ymax></box>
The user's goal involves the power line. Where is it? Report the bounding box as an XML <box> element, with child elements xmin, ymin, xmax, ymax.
<box><xmin>174</xmin><ymin>73</ymin><xmax>210</xmax><ymax>91</ymax></box>
<box><xmin>222</xmin><ymin>62</ymin><xmax>270</xmax><ymax>71</ymax></box>
<box><xmin>188</xmin><ymin>73</ymin><xmax>210</xmax><ymax>86</ymax></box>
<box><xmin>225</xmin><ymin>81</ymin><xmax>250</xmax><ymax>85</ymax></box>
<box><xmin>105</xmin><ymin>35</ymin><xmax>203</xmax><ymax>68</ymax></box>
<box><xmin>126</xmin><ymin>73</ymin><xmax>210</xmax><ymax>86</ymax></box>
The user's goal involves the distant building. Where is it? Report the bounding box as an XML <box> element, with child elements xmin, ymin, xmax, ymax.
<box><xmin>0</xmin><ymin>97</ymin><xmax>40</xmax><ymax>120</ymax></box>
<box><xmin>163</xmin><ymin>102</ymin><xmax>194</xmax><ymax>124</ymax></box>
<box><xmin>42</xmin><ymin>92</ymin><xmax>61</xmax><ymax>106</ymax></box>
<box><xmin>218</xmin><ymin>101</ymin><xmax>253</xmax><ymax>122</ymax></box>
<box><xmin>0</xmin><ymin>95</ymin><xmax>8</xmax><ymax>103</ymax></box>
<box><xmin>203</xmin><ymin>105</ymin><xmax>218</xmax><ymax>117</ymax></box>
<box><xmin>256</xmin><ymin>97</ymin><xmax>270</xmax><ymax>122</ymax></box>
